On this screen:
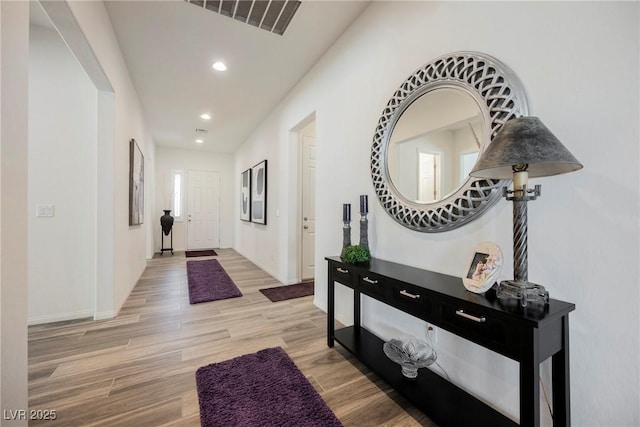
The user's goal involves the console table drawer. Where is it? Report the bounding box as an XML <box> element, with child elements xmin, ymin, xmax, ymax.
<box><xmin>332</xmin><ymin>264</ymin><xmax>355</xmax><ymax>287</ymax></box>
<box><xmin>439</xmin><ymin>301</ymin><xmax>516</xmax><ymax>355</ymax></box>
<box><xmin>358</xmin><ymin>272</ymin><xmax>388</xmax><ymax>298</ymax></box>
<box><xmin>392</xmin><ymin>283</ymin><xmax>433</xmax><ymax>318</ymax></box>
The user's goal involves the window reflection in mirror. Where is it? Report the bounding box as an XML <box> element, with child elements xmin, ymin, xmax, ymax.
<box><xmin>388</xmin><ymin>88</ymin><xmax>483</xmax><ymax>204</ymax></box>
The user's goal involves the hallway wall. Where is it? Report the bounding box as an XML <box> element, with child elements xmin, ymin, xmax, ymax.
<box><xmin>28</xmin><ymin>24</ymin><xmax>98</xmax><ymax>325</ymax></box>
<box><xmin>1</xmin><ymin>1</ymin><xmax>30</xmax><ymax>420</ymax></box>
<box><xmin>233</xmin><ymin>2</ymin><xmax>639</xmax><ymax>425</ymax></box>
<box><xmin>63</xmin><ymin>1</ymin><xmax>156</xmax><ymax>316</ymax></box>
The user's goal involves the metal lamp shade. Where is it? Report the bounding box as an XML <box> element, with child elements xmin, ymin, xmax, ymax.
<box><xmin>470</xmin><ymin>116</ymin><xmax>583</xmax><ymax>179</ymax></box>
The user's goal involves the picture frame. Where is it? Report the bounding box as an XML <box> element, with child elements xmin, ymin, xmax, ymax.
<box><xmin>462</xmin><ymin>242</ymin><xmax>502</xmax><ymax>294</ymax></box>
<box><xmin>129</xmin><ymin>138</ymin><xmax>144</xmax><ymax>226</ymax></box>
<box><xmin>240</xmin><ymin>168</ymin><xmax>252</xmax><ymax>221</ymax></box>
<box><xmin>251</xmin><ymin>160</ymin><xmax>267</xmax><ymax>225</ymax></box>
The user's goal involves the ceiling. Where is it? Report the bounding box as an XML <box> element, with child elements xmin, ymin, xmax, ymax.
<box><xmin>102</xmin><ymin>0</ymin><xmax>370</xmax><ymax>153</ymax></box>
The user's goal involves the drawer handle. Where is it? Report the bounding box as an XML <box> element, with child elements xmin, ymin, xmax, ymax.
<box><xmin>399</xmin><ymin>289</ymin><xmax>420</xmax><ymax>299</ymax></box>
<box><xmin>362</xmin><ymin>277</ymin><xmax>378</xmax><ymax>285</ymax></box>
<box><xmin>455</xmin><ymin>309</ymin><xmax>486</xmax><ymax>323</ymax></box>
<box><xmin>336</xmin><ymin>267</ymin><xmax>349</xmax><ymax>274</ymax></box>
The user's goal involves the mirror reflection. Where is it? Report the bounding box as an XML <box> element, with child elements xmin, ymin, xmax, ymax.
<box><xmin>388</xmin><ymin>88</ymin><xmax>484</xmax><ymax>203</ymax></box>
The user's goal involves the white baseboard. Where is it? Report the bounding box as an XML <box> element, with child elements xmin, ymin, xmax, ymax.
<box><xmin>28</xmin><ymin>309</ymin><xmax>94</xmax><ymax>326</ymax></box>
<box><xmin>233</xmin><ymin>247</ymin><xmax>286</xmax><ymax>284</ymax></box>
<box><xmin>94</xmin><ymin>310</ymin><xmax>116</xmax><ymax>320</ymax></box>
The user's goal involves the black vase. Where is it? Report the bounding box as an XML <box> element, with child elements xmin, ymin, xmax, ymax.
<box><xmin>160</xmin><ymin>210</ymin><xmax>174</xmax><ymax>236</ymax></box>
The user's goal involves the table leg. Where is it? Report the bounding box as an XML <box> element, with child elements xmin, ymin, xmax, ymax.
<box><xmin>552</xmin><ymin>315</ymin><xmax>570</xmax><ymax>427</ymax></box>
<box><xmin>520</xmin><ymin>329</ymin><xmax>540</xmax><ymax>427</ymax></box>
<box><xmin>327</xmin><ymin>264</ymin><xmax>335</xmax><ymax>348</ymax></box>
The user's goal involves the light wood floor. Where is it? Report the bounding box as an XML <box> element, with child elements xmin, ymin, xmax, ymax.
<box><xmin>28</xmin><ymin>249</ymin><xmax>436</xmax><ymax>426</ymax></box>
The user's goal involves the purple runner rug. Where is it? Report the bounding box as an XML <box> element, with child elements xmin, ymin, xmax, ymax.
<box><xmin>186</xmin><ymin>259</ymin><xmax>242</xmax><ymax>304</ymax></box>
<box><xmin>259</xmin><ymin>280</ymin><xmax>314</xmax><ymax>302</ymax></box>
<box><xmin>195</xmin><ymin>347</ymin><xmax>343</xmax><ymax>427</ymax></box>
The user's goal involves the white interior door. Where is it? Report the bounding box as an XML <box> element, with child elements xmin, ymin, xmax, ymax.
<box><xmin>418</xmin><ymin>151</ymin><xmax>441</xmax><ymax>202</ymax></box>
<box><xmin>301</xmin><ymin>133</ymin><xmax>316</xmax><ymax>281</ymax></box>
<box><xmin>187</xmin><ymin>170</ymin><xmax>220</xmax><ymax>249</ymax></box>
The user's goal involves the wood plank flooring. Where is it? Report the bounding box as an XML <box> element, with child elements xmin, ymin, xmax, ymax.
<box><xmin>28</xmin><ymin>249</ymin><xmax>436</xmax><ymax>426</ymax></box>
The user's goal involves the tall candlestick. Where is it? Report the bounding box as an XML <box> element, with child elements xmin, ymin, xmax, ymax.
<box><xmin>342</xmin><ymin>204</ymin><xmax>351</xmax><ymax>255</ymax></box>
<box><xmin>359</xmin><ymin>212</ymin><xmax>369</xmax><ymax>250</ymax></box>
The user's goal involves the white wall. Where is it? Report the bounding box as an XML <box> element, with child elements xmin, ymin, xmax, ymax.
<box><xmin>28</xmin><ymin>24</ymin><xmax>97</xmax><ymax>325</ymax></box>
<box><xmin>154</xmin><ymin>147</ymin><xmax>234</xmax><ymax>252</ymax></box>
<box><xmin>233</xmin><ymin>2</ymin><xmax>639</xmax><ymax>425</ymax></box>
<box><xmin>63</xmin><ymin>1</ymin><xmax>155</xmax><ymax>315</ymax></box>
<box><xmin>1</xmin><ymin>1</ymin><xmax>29</xmax><ymax>422</ymax></box>
<box><xmin>1</xmin><ymin>0</ymin><xmax>155</xmax><ymax>414</ymax></box>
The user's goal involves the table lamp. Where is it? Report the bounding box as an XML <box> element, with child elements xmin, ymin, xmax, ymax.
<box><xmin>470</xmin><ymin>116</ymin><xmax>583</xmax><ymax>306</ymax></box>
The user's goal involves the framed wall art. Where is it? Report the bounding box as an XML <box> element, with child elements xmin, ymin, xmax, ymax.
<box><xmin>251</xmin><ymin>160</ymin><xmax>267</xmax><ymax>225</ymax></box>
<box><xmin>129</xmin><ymin>138</ymin><xmax>144</xmax><ymax>226</ymax></box>
<box><xmin>240</xmin><ymin>168</ymin><xmax>251</xmax><ymax>221</ymax></box>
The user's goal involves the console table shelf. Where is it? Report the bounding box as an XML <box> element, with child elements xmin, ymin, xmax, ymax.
<box><xmin>326</xmin><ymin>256</ymin><xmax>575</xmax><ymax>427</ymax></box>
<box><xmin>334</xmin><ymin>326</ymin><xmax>518</xmax><ymax>427</ymax></box>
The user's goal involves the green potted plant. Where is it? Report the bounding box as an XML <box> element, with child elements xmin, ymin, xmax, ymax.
<box><xmin>341</xmin><ymin>244</ymin><xmax>371</xmax><ymax>265</ymax></box>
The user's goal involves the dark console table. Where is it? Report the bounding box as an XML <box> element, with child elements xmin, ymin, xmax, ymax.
<box><xmin>326</xmin><ymin>256</ymin><xmax>574</xmax><ymax>427</ymax></box>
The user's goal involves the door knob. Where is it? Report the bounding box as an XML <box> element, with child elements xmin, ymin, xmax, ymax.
<box><xmin>303</xmin><ymin>225</ymin><xmax>309</xmax><ymax>229</ymax></box>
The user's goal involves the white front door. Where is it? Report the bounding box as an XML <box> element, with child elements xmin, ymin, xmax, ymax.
<box><xmin>301</xmin><ymin>133</ymin><xmax>316</xmax><ymax>280</ymax></box>
<box><xmin>187</xmin><ymin>170</ymin><xmax>220</xmax><ymax>249</ymax></box>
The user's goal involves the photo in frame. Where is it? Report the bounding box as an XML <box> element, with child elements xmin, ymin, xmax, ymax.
<box><xmin>240</xmin><ymin>168</ymin><xmax>251</xmax><ymax>221</ymax></box>
<box><xmin>129</xmin><ymin>139</ymin><xmax>144</xmax><ymax>226</ymax></box>
<box><xmin>251</xmin><ymin>160</ymin><xmax>267</xmax><ymax>225</ymax></box>
<box><xmin>462</xmin><ymin>242</ymin><xmax>503</xmax><ymax>294</ymax></box>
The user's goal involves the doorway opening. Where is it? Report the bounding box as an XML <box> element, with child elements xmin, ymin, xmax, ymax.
<box><xmin>186</xmin><ymin>170</ymin><xmax>221</xmax><ymax>250</ymax></box>
<box><xmin>287</xmin><ymin>113</ymin><xmax>317</xmax><ymax>285</ymax></box>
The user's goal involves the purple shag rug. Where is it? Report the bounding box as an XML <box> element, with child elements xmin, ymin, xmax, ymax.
<box><xmin>186</xmin><ymin>259</ymin><xmax>242</xmax><ymax>304</ymax></box>
<box><xmin>195</xmin><ymin>347</ymin><xmax>343</xmax><ymax>427</ymax></box>
<box><xmin>259</xmin><ymin>280</ymin><xmax>314</xmax><ymax>302</ymax></box>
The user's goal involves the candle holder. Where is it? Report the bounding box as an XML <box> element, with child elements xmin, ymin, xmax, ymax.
<box><xmin>342</xmin><ymin>203</ymin><xmax>352</xmax><ymax>256</ymax></box>
<box><xmin>342</xmin><ymin>219</ymin><xmax>351</xmax><ymax>255</ymax></box>
<box><xmin>359</xmin><ymin>212</ymin><xmax>369</xmax><ymax>250</ymax></box>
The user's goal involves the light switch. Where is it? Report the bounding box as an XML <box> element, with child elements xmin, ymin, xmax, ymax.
<box><xmin>36</xmin><ymin>205</ymin><xmax>55</xmax><ymax>217</ymax></box>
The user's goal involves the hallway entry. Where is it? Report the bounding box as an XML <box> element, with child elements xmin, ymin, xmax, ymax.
<box><xmin>300</xmin><ymin>122</ymin><xmax>316</xmax><ymax>280</ymax></box>
<box><xmin>187</xmin><ymin>170</ymin><xmax>221</xmax><ymax>249</ymax></box>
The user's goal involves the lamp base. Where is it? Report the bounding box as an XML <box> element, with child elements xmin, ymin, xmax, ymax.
<box><xmin>497</xmin><ymin>279</ymin><xmax>549</xmax><ymax>307</ymax></box>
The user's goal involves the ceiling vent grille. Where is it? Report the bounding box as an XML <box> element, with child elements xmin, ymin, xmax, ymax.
<box><xmin>185</xmin><ymin>0</ymin><xmax>301</xmax><ymax>36</ymax></box>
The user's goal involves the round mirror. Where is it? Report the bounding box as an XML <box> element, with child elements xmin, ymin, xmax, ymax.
<box><xmin>388</xmin><ymin>88</ymin><xmax>484</xmax><ymax>204</ymax></box>
<box><xmin>371</xmin><ymin>52</ymin><xmax>529</xmax><ymax>232</ymax></box>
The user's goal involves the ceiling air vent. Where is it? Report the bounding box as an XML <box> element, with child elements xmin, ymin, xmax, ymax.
<box><xmin>185</xmin><ymin>0</ymin><xmax>301</xmax><ymax>36</ymax></box>
<box><xmin>195</xmin><ymin>128</ymin><xmax>208</xmax><ymax>134</ymax></box>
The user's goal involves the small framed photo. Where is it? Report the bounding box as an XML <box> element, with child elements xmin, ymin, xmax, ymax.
<box><xmin>240</xmin><ymin>168</ymin><xmax>251</xmax><ymax>222</ymax></box>
<box><xmin>462</xmin><ymin>242</ymin><xmax>503</xmax><ymax>294</ymax></box>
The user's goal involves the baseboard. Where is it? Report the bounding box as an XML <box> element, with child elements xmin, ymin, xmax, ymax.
<box><xmin>94</xmin><ymin>310</ymin><xmax>116</xmax><ymax>320</ymax></box>
<box><xmin>233</xmin><ymin>247</ymin><xmax>287</xmax><ymax>284</ymax></box>
<box><xmin>28</xmin><ymin>309</ymin><xmax>94</xmax><ymax>326</ymax></box>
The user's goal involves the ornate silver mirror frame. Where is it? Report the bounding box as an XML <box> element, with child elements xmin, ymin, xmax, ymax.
<box><xmin>371</xmin><ymin>51</ymin><xmax>529</xmax><ymax>232</ymax></box>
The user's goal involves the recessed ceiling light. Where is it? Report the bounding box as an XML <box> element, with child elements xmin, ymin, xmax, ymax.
<box><xmin>195</xmin><ymin>139</ymin><xmax>204</xmax><ymax>144</ymax></box>
<box><xmin>200</xmin><ymin>113</ymin><xmax>211</xmax><ymax>120</ymax></box>
<box><xmin>212</xmin><ymin>61</ymin><xmax>227</xmax><ymax>72</ymax></box>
